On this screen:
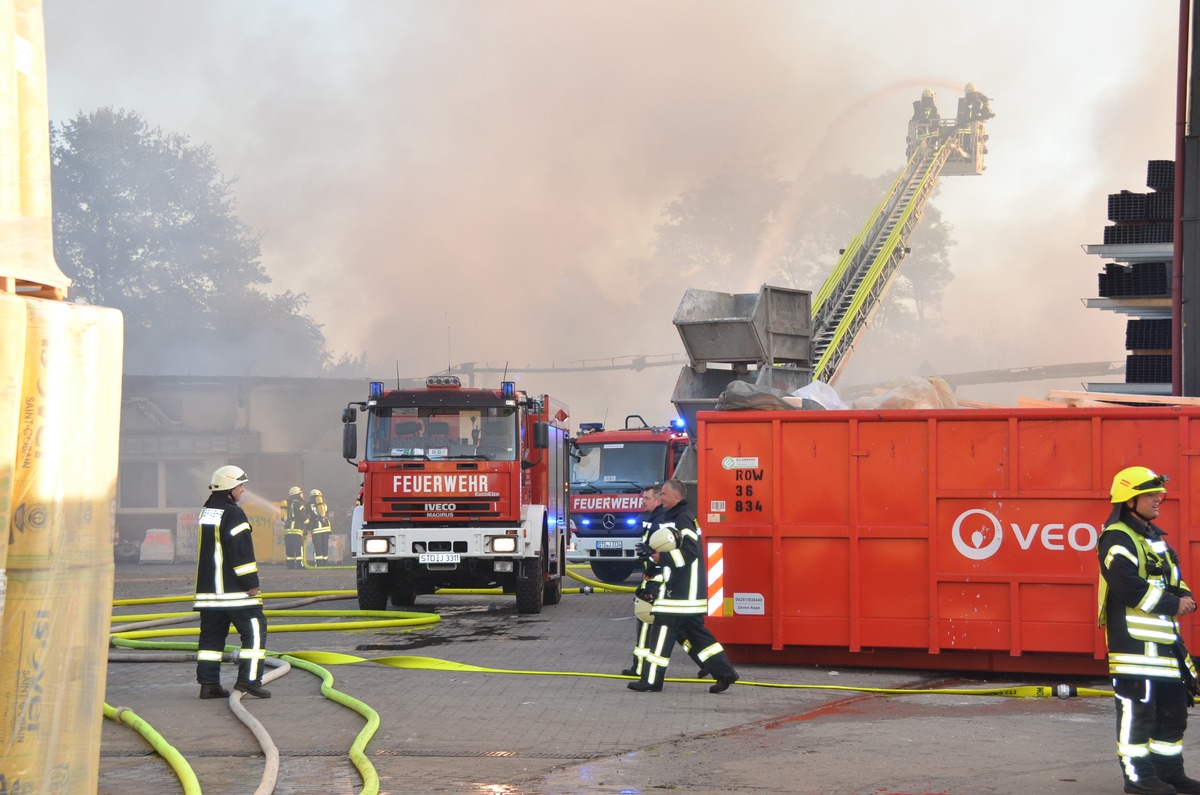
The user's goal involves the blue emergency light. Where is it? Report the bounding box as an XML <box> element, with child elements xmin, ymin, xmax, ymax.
<box><xmin>579</xmin><ymin>518</ymin><xmax>592</xmax><ymax>527</ymax></box>
<box><xmin>625</xmin><ymin>517</ymin><xmax>637</xmax><ymax>527</ymax></box>
<box><xmin>369</xmin><ymin>382</ymin><xmax>384</xmax><ymax>399</ymax></box>
<box><xmin>502</xmin><ymin>381</ymin><xmax>516</xmax><ymax>399</ymax></box>
<box><xmin>671</xmin><ymin>418</ymin><xmax>686</xmax><ymax>430</ymax></box>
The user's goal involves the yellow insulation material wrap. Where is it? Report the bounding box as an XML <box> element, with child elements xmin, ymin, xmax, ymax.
<box><xmin>0</xmin><ymin>293</ymin><xmax>25</xmax><ymax>619</ymax></box>
<box><xmin>0</xmin><ymin>299</ymin><xmax>122</xmax><ymax>794</ymax></box>
<box><xmin>0</xmin><ymin>0</ymin><xmax>68</xmax><ymax>291</ymax></box>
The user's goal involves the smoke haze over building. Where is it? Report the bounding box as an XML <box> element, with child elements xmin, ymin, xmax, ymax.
<box><xmin>42</xmin><ymin>2</ymin><xmax>1177</xmax><ymax>421</ymax></box>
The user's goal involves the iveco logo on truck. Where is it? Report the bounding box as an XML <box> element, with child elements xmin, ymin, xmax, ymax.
<box><xmin>425</xmin><ymin>503</ymin><xmax>456</xmax><ymax>511</ymax></box>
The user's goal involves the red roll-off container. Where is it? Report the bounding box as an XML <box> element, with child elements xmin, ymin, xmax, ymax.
<box><xmin>697</xmin><ymin>406</ymin><xmax>1200</xmax><ymax>676</ymax></box>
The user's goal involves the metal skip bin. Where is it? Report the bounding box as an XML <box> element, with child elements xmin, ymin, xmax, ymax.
<box><xmin>672</xmin><ymin>285</ymin><xmax>811</xmax><ymax>371</ymax></box>
<box><xmin>697</xmin><ymin>405</ymin><xmax>1200</xmax><ymax>676</ymax></box>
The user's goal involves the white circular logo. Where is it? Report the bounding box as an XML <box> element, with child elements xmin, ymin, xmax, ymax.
<box><xmin>721</xmin><ymin>457</ymin><xmax>735</xmax><ymax>470</ymax></box>
<box><xmin>952</xmin><ymin>509</ymin><xmax>1003</xmax><ymax>560</ymax></box>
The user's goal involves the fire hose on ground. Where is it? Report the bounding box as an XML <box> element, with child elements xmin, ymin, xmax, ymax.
<box><xmin>104</xmin><ymin>570</ymin><xmax>1113</xmax><ymax>794</ymax></box>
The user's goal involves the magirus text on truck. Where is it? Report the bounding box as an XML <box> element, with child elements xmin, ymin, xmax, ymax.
<box><xmin>343</xmin><ymin>376</ymin><xmax>570</xmax><ymax>614</ymax></box>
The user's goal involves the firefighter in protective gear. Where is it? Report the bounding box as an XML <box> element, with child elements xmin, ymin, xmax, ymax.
<box><xmin>193</xmin><ymin>465</ymin><xmax>270</xmax><ymax>699</ymax></box>
<box><xmin>629</xmin><ymin>479</ymin><xmax>739</xmax><ymax>694</ymax></box>
<box><xmin>281</xmin><ymin>485</ymin><xmax>310</xmax><ymax>569</ymax></box>
<box><xmin>1099</xmin><ymin>466</ymin><xmax>1200</xmax><ymax>794</ymax></box>
<box><xmin>307</xmin><ymin>488</ymin><xmax>332</xmax><ymax>566</ymax></box>
<box><xmin>624</xmin><ymin>486</ymin><xmax>668</xmax><ymax>677</ymax></box>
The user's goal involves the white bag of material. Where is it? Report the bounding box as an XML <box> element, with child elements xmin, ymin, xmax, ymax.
<box><xmin>791</xmin><ymin>379</ymin><xmax>849</xmax><ymax>410</ymax></box>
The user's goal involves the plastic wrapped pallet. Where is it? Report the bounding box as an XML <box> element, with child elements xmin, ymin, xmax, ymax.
<box><xmin>0</xmin><ymin>298</ymin><xmax>123</xmax><ymax>794</ymax></box>
<box><xmin>0</xmin><ymin>292</ymin><xmax>25</xmax><ymax>630</ymax></box>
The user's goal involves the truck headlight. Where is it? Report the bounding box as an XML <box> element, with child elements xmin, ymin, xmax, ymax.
<box><xmin>363</xmin><ymin>537</ymin><xmax>390</xmax><ymax>555</ymax></box>
<box><xmin>491</xmin><ymin>537</ymin><xmax>517</xmax><ymax>553</ymax></box>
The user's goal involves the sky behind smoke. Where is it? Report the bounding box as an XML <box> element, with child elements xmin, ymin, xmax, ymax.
<box><xmin>41</xmin><ymin>2</ymin><xmax>1179</xmax><ymax>421</ymax></box>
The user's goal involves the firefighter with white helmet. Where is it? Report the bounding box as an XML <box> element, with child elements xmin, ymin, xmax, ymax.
<box><xmin>1099</xmin><ymin>466</ymin><xmax>1200</xmax><ymax>794</ymax></box>
<box><xmin>628</xmin><ymin>479</ymin><xmax>739</xmax><ymax>694</ymax></box>
<box><xmin>281</xmin><ymin>485</ymin><xmax>310</xmax><ymax>569</ymax></box>
<box><xmin>307</xmin><ymin>488</ymin><xmax>332</xmax><ymax>566</ymax></box>
<box><xmin>193</xmin><ymin>465</ymin><xmax>270</xmax><ymax>699</ymax></box>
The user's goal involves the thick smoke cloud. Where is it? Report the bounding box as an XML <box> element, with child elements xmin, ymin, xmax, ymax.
<box><xmin>43</xmin><ymin>2</ymin><xmax>1178</xmax><ymax>419</ymax></box>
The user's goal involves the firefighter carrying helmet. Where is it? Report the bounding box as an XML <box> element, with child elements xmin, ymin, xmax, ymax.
<box><xmin>1110</xmin><ymin>466</ymin><xmax>1169</xmax><ymax>504</ymax></box>
<box><xmin>648</xmin><ymin>527</ymin><xmax>678</xmax><ymax>553</ymax></box>
<box><xmin>210</xmin><ymin>465</ymin><xmax>249</xmax><ymax>492</ymax></box>
<box><xmin>289</xmin><ymin>486</ymin><xmax>303</xmax><ymax>497</ymax></box>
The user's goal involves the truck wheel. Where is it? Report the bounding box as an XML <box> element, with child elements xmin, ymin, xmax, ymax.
<box><xmin>357</xmin><ymin>565</ymin><xmax>388</xmax><ymax>611</ymax></box>
<box><xmin>390</xmin><ymin>579</ymin><xmax>417</xmax><ymax>607</ymax></box>
<box><xmin>515</xmin><ymin>557</ymin><xmax>544</xmax><ymax>614</ymax></box>
<box><xmin>543</xmin><ymin>538</ymin><xmax>564</xmax><ymax>606</ymax></box>
<box><xmin>591</xmin><ymin>561</ymin><xmax>638</xmax><ymax>584</ymax></box>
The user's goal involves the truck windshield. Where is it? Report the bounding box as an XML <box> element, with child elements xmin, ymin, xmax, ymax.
<box><xmin>366</xmin><ymin>406</ymin><xmax>518</xmax><ymax>461</ymax></box>
<box><xmin>571</xmin><ymin>441</ymin><xmax>668</xmax><ymax>489</ymax></box>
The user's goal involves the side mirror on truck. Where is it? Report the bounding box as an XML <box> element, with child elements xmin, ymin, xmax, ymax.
<box><xmin>533</xmin><ymin>421</ymin><xmax>549</xmax><ymax>449</ymax></box>
<box><xmin>342</xmin><ymin>409</ymin><xmax>358</xmax><ymax>461</ymax></box>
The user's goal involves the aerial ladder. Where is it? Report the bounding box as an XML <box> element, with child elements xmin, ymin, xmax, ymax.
<box><xmin>811</xmin><ymin>84</ymin><xmax>994</xmax><ymax>383</ymax></box>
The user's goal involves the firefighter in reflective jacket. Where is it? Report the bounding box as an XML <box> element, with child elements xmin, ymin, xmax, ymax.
<box><xmin>1098</xmin><ymin>466</ymin><xmax>1200</xmax><ymax>794</ymax></box>
<box><xmin>281</xmin><ymin>485</ymin><xmax>310</xmax><ymax>569</ymax></box>
<box><xmin>308</xmin><ymin>488</ymin><xmax>332</xmax><ymax>566</ymax></box>
<box><xmin>629</xmin><ymin>478</ymin><xmax>739</xmax><ymax>694</ymax></box>
<box><xmin>193</xmin><ymin>466</ymin><xmax>270</xmax><ymax>699</ymax></box>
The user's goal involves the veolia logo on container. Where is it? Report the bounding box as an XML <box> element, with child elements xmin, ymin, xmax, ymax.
<box><xmin>951</xmin><ymin>507</ymin><xmax>1100</xmax><ymax>561</ymax></box>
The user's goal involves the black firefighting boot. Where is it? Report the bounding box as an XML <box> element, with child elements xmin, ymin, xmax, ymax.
<box><xmin>1124</xmin><ymin>772</ymin><xmax>1179</xmax><ymax>795</ymax></box>
<box><xmin>1153</xmin><ymin>755</ymin><xmax>1200</xmax><ymax>794</ymax></box>
<box><xmin>235</xmin><ymin>680</ymin><xmax>272</xmax><ymax>698</ymax></box>
<box><xmin>199</xmin><ymin>683</ymin><xmax>230</xmax><ymax>699</ymax></box>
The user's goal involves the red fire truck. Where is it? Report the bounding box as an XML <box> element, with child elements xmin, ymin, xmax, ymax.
<box><xmin>342</xmin><ymin>376</ymin><xmax>570</xmax><ymax>614</ymax></box>
<box><xmin>569</xmin><ymin>416</ymin><xmax>689</xmax><ymax>583</ymax></box>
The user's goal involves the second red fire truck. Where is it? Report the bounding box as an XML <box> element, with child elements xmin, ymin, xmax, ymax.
<box><xmin>568</xmin><ymin>416</ymin><xmax>688</xmax><ymax>583</ymax></box>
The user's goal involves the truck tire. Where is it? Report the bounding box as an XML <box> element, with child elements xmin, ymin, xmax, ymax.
<box><xmin>543</xmin><ymin>537</ymin><xmax>564</xmax><ymax>606</ymax></box>
<box><xmin>591</xmin><ymin>561</ymin><xmax>638</xmax><ymax>584</ymax></box>
<box><xmin>357</xmin><ymin>565</ymin><xmax>388</xmax><ymax>611</ymax></box>
<box><xmin>390</xmin><ymin>579</ymin><xmax>417</xmax><ymax>607</ymax></box>
<box><xmin>515</xmin><ymin>556</ymin><xmax>544</xmax><ymax>614</ymax></box>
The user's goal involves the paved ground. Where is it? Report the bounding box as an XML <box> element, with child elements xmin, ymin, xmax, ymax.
<box><xmin>100</xmin><ymin>562</ymin><xmax>1130</xmax><ymax>795</ymax></box>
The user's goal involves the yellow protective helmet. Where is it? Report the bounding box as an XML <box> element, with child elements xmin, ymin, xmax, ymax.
<box><xmin>309</xmin><ymin>488</ymin><xmax>323</xmax><ymax>498</ymax></box>
<box><xmin>634</xmin><ymin>597</ymin><xmax>654</xmax><ymax>624</ymax></box>
<box><xmin>964</xmin><ymin>82</ymin><xmax>978</xmax><ymax>94</ymax></box>
<box><xmin>289</xmin><ymin>486</ymin><xmax>303</xmax><ymax>497</ymax></box>
<box><xmin>1110</xmin><ymin>466</ymin><xmax>1169</xmax><ymax>503</ymax></box>
<box><xmin>922</xmin><ymin>88</ymin><xmax>935</xmax><ymax>99</ymax></box>
<box><xmin>209</xmin><ymin>465</ymin><xmax>248</xmax><ymax>492</ymax></box>
<box><xmin>648</xmin><ymin>527</ymin><xmax>678</xmax><ymax>553</ymax></box>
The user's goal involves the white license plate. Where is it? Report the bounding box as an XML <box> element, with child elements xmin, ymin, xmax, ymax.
<box><xmin>596</xmin><ymin>540</ymin><xmax>623</xmax><ymax>550</ymax></box>
<box><xmin>419</xmin><ymin>552</ymin><xmax>461</xmax><ymax>564</ymax></box>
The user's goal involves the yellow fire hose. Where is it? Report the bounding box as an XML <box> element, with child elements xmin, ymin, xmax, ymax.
<box><xmin>105</xmin><ymin>576</ymin><xmax>1112</xmax><ymax>795</ymax></box>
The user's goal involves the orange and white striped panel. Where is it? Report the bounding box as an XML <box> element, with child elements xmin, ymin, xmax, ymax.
<box><xmin>707</xmin><ymin>541</ymin><xmax>723</xmax><ymax>616</ymax></box>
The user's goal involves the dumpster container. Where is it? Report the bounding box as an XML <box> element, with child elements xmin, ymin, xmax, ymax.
<box><xmin>697</xmin><ymin>405</ymin><xmax>1200</xmax><ymax>676</ymax></box>
<box><xmin>673</xmin><ymin>284</ymin><xmax>811</xmax><ymax>370</ymax></box>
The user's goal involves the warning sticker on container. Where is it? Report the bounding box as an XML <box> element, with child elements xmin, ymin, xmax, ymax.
<box><xmin>733</xmin><ymin>593</ymin><xmax>765</xmax><ymax>615</ymax></box>
<box><xmin>722</xmin><ymin>456</ymin><xmax>759</xmax><ymax>469</ymax></box>
<box><xmin>707</xmin><ymin>513</ymin><xmax>725</xmax><ymax>523</ymax></box>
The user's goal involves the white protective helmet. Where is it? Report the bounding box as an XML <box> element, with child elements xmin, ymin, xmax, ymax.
<box><xmin>635</xmin><ymin>597</ymin><xmax>654</xmax><ymax>624</ymax></box>
<box><xmin>648</xmin><ymin>527</ymin><xmax>678</xmax><ymax>553</ymax></box>
<box><xmin>210</xmin><ymin>465</ymin><xmax>249</xmax><ymax>492</ymax></box>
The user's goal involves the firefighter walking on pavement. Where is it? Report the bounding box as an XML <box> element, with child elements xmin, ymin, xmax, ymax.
<box><xmin>193</xmin><ymin>465</ymin><xmax>270</xmax><ymax>699</ymax></box>
<box><xmin>629</xmin><ymin>478</ymin><xmax>738</xmax><ymax>694</ymax></box>
<box><xmin>281</xmin><ymin>485</ymin><xmax>310</xmax><ymax>569</ymax></box>
<box><xmin>1098</xmin><ymin>466</ymin><xmax>1200</xmax><ymax>795</ymax></box>
<box><xmin>308</xmin><ymin>488</ymin><xmax>332</xmax><ymax>566</ymax></box>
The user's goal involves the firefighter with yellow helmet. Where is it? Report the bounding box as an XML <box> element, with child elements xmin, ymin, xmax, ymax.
<box><xmin>1098</xmin><ymin>466</ymin><xmax>1200</xmax><ymax>794</ymax></box>
<box><xmin>307</xmin><ymin>488</ymin><xmax>332</xmax><ymax>566</ymax></box>
<box><xmin>281</xmin><ymin>485</ymin><xmax>310</xmax><ymax>569</ymax></box>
